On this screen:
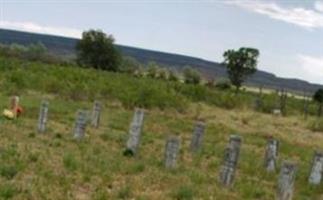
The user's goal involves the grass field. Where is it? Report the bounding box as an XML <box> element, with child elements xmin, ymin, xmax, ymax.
<box><xmin>0</xmin><ymin>56</ymin><xmax>322</xmax><ymax>199</ymax></box>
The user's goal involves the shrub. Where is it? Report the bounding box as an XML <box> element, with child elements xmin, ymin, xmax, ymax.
<box><xmin>183</xmin><ymin>67</ymin><xmax>201</xmax><ymax>85</ymax></box>
<box><xmin>215</xmin><ymin>79</ymin><xmax>232</xmax><ymax>90</ymax></box>
<box><xmin>308</xmin><ymin>119</ymin><xmax>323</xmax><ymax>132</ymax></box>
<box><xmin>168</xmin><ymin>69</ymin><xmax>179</xmax><ymax>82</ymax></box>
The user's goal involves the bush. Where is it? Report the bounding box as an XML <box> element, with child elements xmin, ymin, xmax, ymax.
<box><xmin>183</xmin><ymin>67</ymin><xmax>201</xmax><ymax>85</ymax></box>
<box><xmin>168</xmin><ymin>69</ymin><xmax>179</xmax><ymax>82</ymax></box>
<box><xmin>215</xmin><ymin>79</ymin><xmax>232</xmax><ymax>90</ymax></box>
<box><xmin>308</xmin><ymin>119</ymin><xmax>323</xmax><ymax>132</ymax></box>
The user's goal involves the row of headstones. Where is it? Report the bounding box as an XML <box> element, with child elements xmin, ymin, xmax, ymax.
<box><xmin>37</xmin><ymin>101</ymin><xmax>321</xmax><ymax>199</ymax></box>
<box><xmin>124</xmin><ymin>109</ymin><xmax>323</xmax><ymax>200</ymax></box>
<box><xmin>37</xmin><ymin>100</ymin><xmax>102</xmax><ymax>138</ymax></box>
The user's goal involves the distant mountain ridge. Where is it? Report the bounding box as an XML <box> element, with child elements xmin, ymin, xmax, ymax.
<box><xmin>0</xmin><ymin>28</ymin><xmax>321</xmax><ymax>94</ymax></box>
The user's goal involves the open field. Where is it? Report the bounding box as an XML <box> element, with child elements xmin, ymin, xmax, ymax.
<box><xmin>0</xmin><ymin>56</ymin><xmax>322</xmax><ymax>199</ymax></box>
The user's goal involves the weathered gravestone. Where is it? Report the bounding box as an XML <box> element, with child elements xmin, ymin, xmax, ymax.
<box><xmin>91</xmin><ymin>101</ymin><xmax>102</xmax><ymax>128</ymax></box>
<box><xmin>73</xmin><ymin>110</ymin><xmax>88</xmax><ymax>140</ymax></box>
<box><xmin>37</xmin><ymin>100</ymin><xmax>49</xmax><ymax>133</ymax></box>
<box><xmin>124</xmin><ymin>108</ymin><xmax>145</xmax><ymax>156</ymax></box>
<box><xmin>190</xmin><ymin>121</ymin><xmax>206</xmax><ymax>152</ymax></box>
<box><xmin>264</xmin><ymin>138</ymin><xmax>279</xmax><ymax>172</ymax></box>
<box><xmin>308</xmin><ymin>151</ymin><xmax>323</xmax><ymax>185</ymax></box>
<box><xmin>165</xmin><ymin>136</ymin><xmax>180</xmax><ymax>169</ymax></box>
<box><xmin>219</xmin><ymin>135</ymin><xmax>242</xmax><ymax>187</ymax></box>
<box><xmin>277</xmin><ymin>161</ymin><xmax>297</xmax><ymax>200</ymax></box>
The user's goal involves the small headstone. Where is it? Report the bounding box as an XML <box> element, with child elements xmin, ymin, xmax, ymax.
<box><xmin>165</xmin><ymin>136</ymin><xmax>180</xmax><ymax>169</ymax></box>
<box><xmin>219</xmin><ymin>135</ymin><xmax>242</xmax><ymax>187</ymax></box>
<box><xmin>308</xmin><ymin>151</ymin><xmax>323</xmax><ymax>185</ymax></box>
<box><xmin>37</xmin><ymin>101</ymin><xmax>49</xmax><ymax>133</ymax></box>
<box><xmin>190</xmin><ymin>121</ymin><xmax>206</xmax><ymax>152</ymax></box>
<box><xmin>91</xmin><ymin>101</ymin><xmax>102</xmax><ymax>128</ymax></box>
<box><xmin>73</xmin><ymin>110</ymin><xmax>88</xmax><ymax>140</ymax></box>
<box><xmin>273</xmin><ymin>109</ymin><xmax>282</xmax><ymax>116</ymax></box>
<box><xmin>277</xmin><ymin>161</ymin><xmax>297</xmax><ymax>200</ymax></box>
<box><xmin>264</xmin><ymin>138</ymin><xmax>279</xmax><ymax>172</ymax></box>
<box><xmin>124</xmin><ymin>108</ymin><xmax>145</xmax><ymax>156</ymax></box>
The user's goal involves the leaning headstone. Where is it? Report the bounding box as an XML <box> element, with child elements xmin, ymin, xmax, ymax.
<box><xmin>308</xmin><ymin>151</ymin><xmax>323</xmax><ymax>185</ymax></box>
<box><xmin>277</xmin><ymin>161</ymin><xmax>297</xmax><ymax>200</ymax></box>
<box><xmin>37</xmin><ymin>100</ymin><xmax>49</xmax><ymax>133</ymax></box>
<box><xmin>91</xmin><ymin>101</ymin><xmax>102</xmax><ymax>128</ymax></box>
<box><xmin>73</xmin><ymin>110</ymin><xmax>88</xmax><ymax>140</ymax></box>
<box><xmin>264</xmin><ymin>138</ymin><xmax>279</xmax><ymax>172</ymax></box>
<box><xmin>124</xmin><ymin>108</ymin><xmax>145</xmax><ymax>156</ymax></box>
<box><xmin>190</xmin><ymin>121</ymin><xmax>206</xmax><ymax>152</ymax></box>
<box><xmin>219</xmin><ymin>135</ymin><xmax>242</xmax><ymax>187</ymax></box>
<box><xmin>165</xmin><ymin>136</ymin><xmax>180</xmax><ymax>169</ymax></box>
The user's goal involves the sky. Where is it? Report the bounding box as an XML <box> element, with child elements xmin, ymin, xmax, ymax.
<box><xmin>1</xmin><ymin>0</ymin><xmax>323</xmax><ymax>84</ymax></box>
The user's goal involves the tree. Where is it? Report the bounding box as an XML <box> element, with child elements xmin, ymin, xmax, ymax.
<box><xmin>183</xmin><ymin>67</ymin><xmax>201</xmax><ymax>85</ymax></box>
<box><xmin>223</xmin><ymin>47</ymin><xmax>259</xmax><ymax>92</ymax></box>
<box><xmin>313</xmin><ymin>89</ymin><xmax>323</xmax><ymax>117</ymax></box>
<box><xmin>76</xmin><ymin>29</ymin><xmax>121</xmax><ymax>71</ymax></box>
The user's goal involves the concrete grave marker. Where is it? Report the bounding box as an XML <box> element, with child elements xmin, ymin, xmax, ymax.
<box><xmin>37</xmin><ymin>100</ymin><xmax>49</xmax><ymax>133</ymax></box>
<box><xmin>165</xmin><ymin>136</ymin><xmax>180</xmax><ymax>169</ymax></box>
<box><xmin>308</xmin><ymin>151</ymin><xmax>323</xmax><ymax>185</ymax></box>
<box><xmin>277</xmin><ymin>161</ymin><xmax>297</xmax><ymax>200</ymax></box>
<box><xmin>190</xmin><ymin>121</ymin><xmax>206</xmax><ymax>152</ymax></box>
<box><xmin>73</xmin><ymin>110</ymin><xmax>88</xmax><ymax>140</ymax></box>
<box><xmin>264</xmin><ymin>138</ymin><xmax>279</xmax><ymax>172</ymax></box>
<box><xmin>219</xmin><ymin>135</ymin><xmax>242</xmax><ymax>187</ymax></box>
<box><xmin>91</xmin><ymin>101</ymin><xmax>102</xmax><ymax>128</ymax></box>
<box><xmin>124</xmin><ymin>108</ymin><xmax>145</xmax><ymax>156</ymax></box>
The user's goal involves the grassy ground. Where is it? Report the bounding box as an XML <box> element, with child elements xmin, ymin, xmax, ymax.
<box><xmin>0</xmin><ymin>92</ymin><xmax>320</xmax><ymax>199</ymax></box>
<box><xmin>0</xmin><ymin>56</ymin><xmax>322</xmax><ymax>199</ymax></box>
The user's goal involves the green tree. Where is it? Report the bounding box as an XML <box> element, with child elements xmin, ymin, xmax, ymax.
<box><xmin>183</xmin><ymin>67</ymin><xmax>201</xmax><ymax>85</ymax></box>
<box><xmin>223</xmin><ymin>47</ymin><xmax>259</xmax><ymax>92</ymax></box>
<box><xmin>313</xmin><ymin>89</ymin><xmax>323</xmax><ymax>117</ymax></box>
<box><xmin>76</xmin><ymin>29</ymin><xmax>121</xmax><ymax>71</ymax></box>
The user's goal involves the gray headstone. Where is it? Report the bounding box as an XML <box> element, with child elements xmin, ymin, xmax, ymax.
<box><xmin>277</xmin><ymin>161</ymin><xmax>297</xmax><ymax>200</ymax></box>
<box><xmin>125</xmin><ymin>108</ymin><xmax>145</xmax><ymax>155</ymax></box>
<box><xmin>219</xmin><ymin>135</ymin><xmax>241</xmax><ymax>187</ymax></box>
<box><xmin>190</xmin><ymin>121</ymin><xmax>206</xmax><ymax>152</ymax></box>
<box><xmin>37</xmin><ymin>100</ymin><xmax>49</xmax><ymax>133</ymax></box>
<box><xmin>91</xmin><ymin>101</ymin><xmax>102</xmax><ymax>128</ymax></box>
<box><xmin>73</xmin><ymin>110</ymin><xmax>88</xmax><ymax>140</ymax></box>
<box><xmin>165</xmin><ymin>136</ymin><xmax>180</xmax><ymax>169</ymax></box>
<box><xmin>264</xmin><ymin>138</ymin><xmax>279</xmax><ymax>172</ymax></box>
<box><xmin>308</xmin><ymin>151</ymin><xmax>323</xmax><ymax>185</ymax></box>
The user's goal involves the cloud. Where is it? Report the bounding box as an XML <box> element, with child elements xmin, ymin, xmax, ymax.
<box><xmin>226</xmin><ymin>0</ymin><xmax>323</xmax><ymax>29</ymax></box>
<box><xmin>315</xmin><ymin>1</ymin><xmax>323</xmax><ymax>12</ymax></box>
<box><xmin>298</xmin><ymin>54</ymin><xmax>323</xmax><ymax>84</ymax></box>
<box><xmin>0</xmin><ymin>20</ymin><xmax>82</xmax><ymax>38</ymax></box>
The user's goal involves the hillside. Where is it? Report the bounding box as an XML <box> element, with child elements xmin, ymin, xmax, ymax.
<box><xmin>0</xmin><ymin>28</ymin><xmax>321</xmax><ymax>94</ymax></box>
<box><xmin>0</xmin><ymin>56</ymin><xmax>321</xmax><ymax>199</ymax></box>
